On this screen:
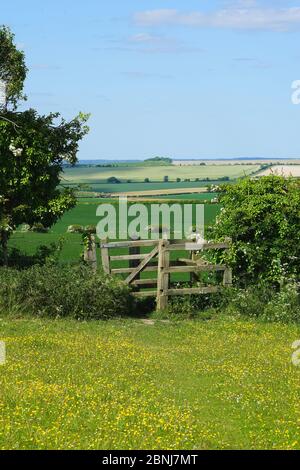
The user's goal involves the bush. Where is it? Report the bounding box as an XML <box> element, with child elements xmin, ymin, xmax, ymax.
<box><xmin>30</xmin><ymin>223</ymin><xmax>49</xmax><ymax>233</ymax></box>
<box><xmin>0</xmin><ymin>264</ymin><xmax>134</xmax><ymax>320</ymax></box>
<box><xmin>67</xmin><ymin>224</ymin><xmax>84</xmax><ymax>233</ymax></box>
<box><xmin>156</xmin><ymin>281</ymin><xmax>300</xmax><ymax>324</ymax></box>
<box><xmin>211</xmin><ymin>176</ymin><xmax>300</xmax><ymax>286</ymax></box>
<box><xmin>223</xmin><ymin>281</ymin><xmax>300</xmax><ymax>323</ymax></box>
<box><xmin>83</xmin><ymin>225</ymin><xmax>96</xmax><ymax>234</ymax></box>
<box><xmin>1</xmin><ymin>241</ymin><xmax>64</xmax><ymax>268</ymax></box>
<box><xmin>263</xmin><ymin>282</ymin><xmax>300</xmax><ymax>323</ymax></box>
<box><xmin>107</xmin><ymin>177</ymin><xmax>121</xmax><ymax>184</ymax></box>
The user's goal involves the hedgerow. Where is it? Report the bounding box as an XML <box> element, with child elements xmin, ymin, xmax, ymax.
<box><xmin>0</xmin><ymin>264</ymin><xmax>134</xmax><ymax>319</ymax></box>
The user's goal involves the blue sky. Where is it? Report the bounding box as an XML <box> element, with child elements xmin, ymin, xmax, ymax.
<box><xmin>2</xmin><ymin>0</ymin><xmax>300</xmax><ymax>159</ymax></box>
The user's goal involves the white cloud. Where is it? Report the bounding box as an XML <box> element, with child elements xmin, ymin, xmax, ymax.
<box><xmin>134</xmin><ymin>6</ymin><xmax>300</xmax><ymax>32</ymax></box>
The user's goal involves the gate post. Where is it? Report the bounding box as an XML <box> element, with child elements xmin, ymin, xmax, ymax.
<box><xmin>101</xmin><ymin>237</ymin><xmax>111</xmax><ymax>274</ymax></box>
<box><xmin>84</xmin><ymin>234</ymin><xmax>97</xmax><ymax>273</ymax></box>
<box><xmin>157</xmin><ymin>240</ymin><xmax>170</xmax><ymax>310</ymax></box>
<box><xmin>129</xmin><ymin>238</ymin><xmax>140</xmax><ymax>290</ymax></box>
<box><xmin>223</xmin><ymin>267</ymin><xmax>232</xmax><ymax>287</ymax></box>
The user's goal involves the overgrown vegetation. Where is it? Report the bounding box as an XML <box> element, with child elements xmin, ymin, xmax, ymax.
<box><xmin>0</xmin><ymin>264</ymin><xmax>133</xmax><ymax>319</ymax></box>
<box><xmin>211</xmin><ymin>176</ymin><xmax>300</xmax><ymax>286</ymax></box>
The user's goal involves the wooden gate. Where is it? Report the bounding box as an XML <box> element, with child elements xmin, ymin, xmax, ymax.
<box><xmin>100</xmin><ymin>238</ymin><xmax>232</xmax><ymax>310</ymax></box>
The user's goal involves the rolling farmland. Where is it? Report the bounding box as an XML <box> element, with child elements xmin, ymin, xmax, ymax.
<box><xmin>9</xmin><ymin>199</ymin><xmax>221</xmax><ymax>265</ymax></box>
<box><xmin>63</xmin><ymin>164</ymin><xmax>260</xmax><ymax>184</ymax></box>
<box><xmin>256</xmin><ymin>165</ymin><xmax>300</xmax><ymax>177</ymax></box>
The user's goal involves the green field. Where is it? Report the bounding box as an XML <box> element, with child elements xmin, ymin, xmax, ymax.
<box><xmin>1</xmin><ymin>316</ymin><xmax>299</xmax><ymax>450</ymax></box>
<box><xmin>67</xmin><ymin>181</ymin><xmax>218</xmax><ymax>194</ymax></box>
<box><xmin>9</xmin><ymin>199</ymin><xmax>221</xmax><ymax>264</ymax></box>
<box><xmin>64</xmin><ymin>164</ymin><xmax>259</xmax><ymax>184</ymax></box>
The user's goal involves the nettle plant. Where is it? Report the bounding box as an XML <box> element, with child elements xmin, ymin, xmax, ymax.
<box><xmin>0</xmin><ymin>26</ymin><xmax>89</xmax><ymax>264</ymax></box>
<box><xmin>211</xmin><ymin>175</ymin><xmax>300</xmax><ymax>286</ymax></box>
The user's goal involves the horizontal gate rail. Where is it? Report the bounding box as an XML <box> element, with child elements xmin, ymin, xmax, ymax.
<box><xmin>99</xmin><ymin>238</ymin><xmax>232</xmax><ymax>310</ymax></box>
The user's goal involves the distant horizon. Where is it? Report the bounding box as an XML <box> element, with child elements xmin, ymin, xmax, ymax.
<box><xmin>78</xmin><ymin>156</ymin><xmax>300</xmax><ymax>162</ymax></box>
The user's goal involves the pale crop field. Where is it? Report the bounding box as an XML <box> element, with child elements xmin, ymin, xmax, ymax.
<box><xmin>112</xmin><ymin>187</ymin><xmax>208</xmax><ymax>197</ymax></box>
<box><xmin>64</xmin><ymin>164</ymin><xmax>260</xmax><ymax>183</ymax></box>
<box><xmin>257</xmin><ymin>165</ymin><xmax>300</xmax><ymax>177</ymax></box>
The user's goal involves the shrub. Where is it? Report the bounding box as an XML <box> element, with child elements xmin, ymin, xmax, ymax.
<box><xmin>211</xmin><ymin>176</ymin><xmax>300</xmax><ymax>286</ymax></box>
<box><xmin>83</xmin><ymin>225</ymin><xmax>96</xmax><ymax>234</ymax></box>
<box><xmin>1</xmin><ymin>241</ymin><xmax>64</xmax><ymax>268</ymax></box>
<box><xmin>107</xmin><ymin>176</ymin><xmax>121</xmax><ymax>184</ymax></box>
<box><xmin>157</xmin><ymin>282</ymin><xmax>300</xmax><ymax>324</ymax></box>
<box><xmin>67</xmin><ymin>224</ymin><xmax>84</xmax><ymax>233</ymax></box>
<box><xmin>0</xmin><ymin>264</ymin><xmax>134</xmax><ymax>320</ymax></box>
<box><xmin>262</xmin><ymin>282</ymin><xmax>300</xmax><ymax>323</ymax></box>
<box><xmin>223</xmin><ymin>281</ymin><xmax>300</xmax><ymax>323</ymax></box>
<box><xmin>29</xmin><ymin>223</ymin><xmax>49</xmax><ymax>233</ymax></box>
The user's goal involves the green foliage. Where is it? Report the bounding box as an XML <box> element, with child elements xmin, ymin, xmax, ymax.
<box><xmin>29</xmin><ymin>223</ymin><xmax>49</xmax><ymax>233</ymax></box>
<box><xmin>0</xmin><ymin>110</ymin><xmax>89</xmax><ymax>256</ymax></box>
<box><xmin>107</xmin><ymin>176</ymin><xmax>121</xmax><ymax>184</ymax></box>
<box><xmin>0</xmin><ymin>239</ymin><xmax>65</xmax><ymax>268</ymax></box>
<box><xmin>223</xmin><ymin>281</ymin><xmax>300</xmax><ymax>323</ymax></box>
<box><xmin>83</xmin><ymin>224</ymin><xmax>96</xmax><ymax>234</ymax></box>
<box><xmin>144</xmin><ymin>156</ymin><xmax>172</xmax><ymax>165</ymax></box>
<box><xmin>212</xmin><ymin>176</ymin><xmax>300</xmax><ymax>285</ymax></box>
<box><xmin>0</xmin><ymin>264</ymin><xmax>134</xmax><ymax>319</ymax></box>
<box><xmin>67</xmin><ymin>224</ymin><xmax>84</xmax><ymax>234</ymax></box>
<box><xmin>0</xmin><ymin>26</ymin><xmax>27</xmax><ymax>108</ymax></box>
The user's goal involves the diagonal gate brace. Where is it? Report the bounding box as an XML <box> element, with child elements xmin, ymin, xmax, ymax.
<box><xmin>124</xmin><ymin>246</ymin><xmax>159</xmax><ymax>285</ymax></box>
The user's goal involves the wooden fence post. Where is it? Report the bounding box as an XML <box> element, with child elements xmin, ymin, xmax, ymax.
<box><xmin>129</xmin><ymin>239</ymin><xmax>140</xmax><ymax>290</ymax></box>
<box><xmin>157</xmin><ymin>240</ymin><xmax>170</xmax><ymax>311</ymax></box>
<box><xmin>101</xmin><ymin>237</ymin><xmax>111</xmax><ymax>274</ymax></box>
<box><xmin>223</xmin><ymin>268</ymin><xmax>232</xmax><ymax>287</ymax></box>
<box><xmin>84</xmin><ymin>234</ymin><xmax>97</xmax><ymax>273</ymax></box>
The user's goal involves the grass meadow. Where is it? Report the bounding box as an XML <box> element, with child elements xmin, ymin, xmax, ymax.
<box><xmin>1</xmin><ymin>316</ymin><xmax>300</xmax><ymax>450</ymax></box>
